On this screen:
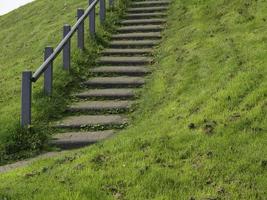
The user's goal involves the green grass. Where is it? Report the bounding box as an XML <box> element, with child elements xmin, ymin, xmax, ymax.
<box><xmin>0</xmin><ymin>0</ymin><xmax>128</xmax><ymax>163</ymax></box>
<box><xmin>0</xmin><ymin>0</ymin><xmax>85</xmax><ymax>140</ymax></box>
<box><xmin>0</xmin><ymin>0</ymin><xmax>267</xmax><ymax>199</ymax></box>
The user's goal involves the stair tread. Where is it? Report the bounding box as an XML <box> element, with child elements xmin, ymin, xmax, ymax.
<box><xmin>118</xmin><ymin>25</ymin><xmax>163</xmax><ymax>32</ymax></box>
<box><xmin>110</xmin><ymin>40</ymin><xmax>160</xmax><ymax>45</ymax></box>
<box><xmin>84</xmin><ymin>76</ymin><xmax>145</xmax><ymax>85</ymax></box>
<box><xmin>98</xmin><ymin>56</ymin><xmax>153</xmax><ymax>64</ymax></box>
<box><xmin>119</xmin><ymin>25</ymin><xmax>163</xmax><ymax>28</ymax></box>
<box><xmin>54</xmin><ymin>115</ymin><xmax>128</xmax><ymax>128</ymax></box>
<box><xmin>102</xmin><ymin>48</ymin><xmax>153</xmax><ymax>54</ymax></box>
<box><xmin>125</xmin><ymin>12</ymin><xmax>167</xmax><ymax>18</ymax></box>
<box><xmin>112</xmin><ymin>32</ymin><xmax>162</xmax><ymax>39</ymax></box>
<box><xmin>120</xmin><ymin>18</ymin><xmax>166</xmax><ymax>25</ymax></box>
<box><xmin>127</xmin><ymin>6</ymin><xmax>168</xmax><ymax>12</ymax></box>
<box><xmin>109</xmin><ymin>41</ymin><xmax>159</xmax><ymax>48</ymax></box>
<box><xmin>91</xmin><ymin>66</ymin><xmax>150</xmax><ymax>72</ymax></box>
<box><xmin>131</xmin><ymin>0</ymin><xmax>170</xmax><ymax>6</ymax></box>
<box><xmin>68</xmin><ymin>100</ymin><xmax>134</xmax><ymax>110</ymax></box>
<box><xmin>50</xmin><ymin>130</ymin><xmax>114</xmax><ymax>149</ymax></box>
<box><xmin>75</xmin><ymin>89</ymin><xmax>136</xmax><ymax>98</ymax></box>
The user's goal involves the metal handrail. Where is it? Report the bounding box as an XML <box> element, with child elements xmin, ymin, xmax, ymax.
<box><xmin>21</xmin><ymin>0</ymin><xmax>114</xmax><ymax>126</ymax></box>
<box><xmin>32</xmin><ymin>0</ymin><xmax>99</xmax><ymax>81</ymax></box>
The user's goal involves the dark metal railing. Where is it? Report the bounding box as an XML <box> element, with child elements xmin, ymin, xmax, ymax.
<box><xmin>21</xmin><ymin>0</ymin><xmax>115</xmax><ymax>126</ymax></box>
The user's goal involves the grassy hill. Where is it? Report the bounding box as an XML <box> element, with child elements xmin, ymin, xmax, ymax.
<box><xmin>0</xmin><ymin>0</ymin><xmax>86</xmax><ymax>139</ymax></box>
<box><xmin>0</xmin><ymin>0</ymin><xmax>127</xmax><ymax>161</ymax></box>
<box><xmin>0</xmin><ymin>0</ymin><xmax>266</xmax><ymax>199</ymax></box>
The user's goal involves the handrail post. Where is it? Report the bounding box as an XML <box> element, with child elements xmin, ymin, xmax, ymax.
<box><xmin>21</xmin><ymin>71</ymin><xmax>32</xmax><ymax>127</ymax></box>
<box><xmin>44</xmin><ymin>47</ymin><xmax>54</xmax><ymax>95</ymax></box>
<box><xmin>77</xmin><ymin>8</ymin><xmax>85</xmax><ymax>50</ymax></box>
<box><xmin>63</xmin><ymin>24</ymin><xmax>71</xmax><ymax>70</ymax></box>
<box><xmin>89</xmin><ymin>0</ymin><xmax>95</xmax><ymax>36</ymax></box>
<box><xmin>100</xmin><ymin>0</ymin><xmax>106</xmax><ymax>24</ymax></box>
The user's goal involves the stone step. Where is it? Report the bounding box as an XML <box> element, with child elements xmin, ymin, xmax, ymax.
<box><xmin>75</xmin><ymin>89</ymin><xmax>136</xmax><ymax>99</ymax></box>
<box><xmin>109</xmin><ymin>40</ymin><xmax>160</xmax><ymax>48</ymax></box>
<box><xmin>131</xmin><ymin>0</ymin><xmax>170</xmax><ymax>7</ymax></box>
<box><xmin>127</xmin><ymin>6</ymin><xmax>169</xmax><ymax>13</ymax></box>
<box><xmin>117</xmin><ymin>25</ymin><xmax>163</xmax><ymax>33</ymax></box>
<box><xmin>112</xmin><ymin>32</ymin><xmax>162</xmax><ymax>40</ymax></box>
<box><xmin>101</xmin><ymin>48</ymin><xmax>153</xmax><ymax>56</ymax></box>
<box><xmin>53</xmin><ymin>115</ymin><xmax>128</xmax><ymax>129</ymax></box>
<box><xmin>120</xmin><ymin>18</ymin><xmax>166</xmax><ymax>26</ymax></box>
<box><xmin>97</xmin><ymin>56</ymin><xmax>153</xmax><ymax>65</ymax></box>
<box><xmin>83</xmin><ymin>76</ymin><xmax>145</xmax><ymax>88</ymax></box>
<box><xmin>90</xmin><ymin>66</ymin><xmax>151</xmax><ymax>76</ymax></box>
<box><xmin>125</xmin><ymin>12</ymin><xmax>167</xmax><ymax>19</ymax></box>
<box><xmin>50</xmin><ymin>130</ymin><xmax>114</xmax><ymax>150</ymax></box>
<box><xmin>67</xmin><ymin>100</ymin><xmax>134</xmax><ymax>112</ymax></box>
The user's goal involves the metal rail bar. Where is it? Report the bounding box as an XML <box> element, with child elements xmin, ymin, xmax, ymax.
<box><xmin>32</xmin><ymin>0</ymin><xmax>99</xmax><ymax>82</ymax></box>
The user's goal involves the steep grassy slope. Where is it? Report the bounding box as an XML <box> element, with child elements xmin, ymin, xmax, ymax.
<box><xmin>0</xmin><ymin>0</ymin><xmax>266</xmax><ymax>199</ymax></box>
<box><xmin>0</xmin><ymin>0</ymin><xmax>84</xmax><ymax>139</ymax></box>
<box><xmin>0</xmin><ymin>0</ymin><xmax>127</xmax><ymax>161</ymax></box>
<box><xmin>0</xmin><ymin>0</ymin><xmax>126</xmax><ymax>135</ymax></box>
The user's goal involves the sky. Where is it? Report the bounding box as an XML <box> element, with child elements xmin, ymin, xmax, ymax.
<box><xmin>0</xmin><ymin>0</ymin><xmax>35</xmax><ymax>16</ymax></box>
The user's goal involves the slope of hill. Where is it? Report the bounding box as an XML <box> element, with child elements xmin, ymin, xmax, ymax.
<box><xmin>0</xmin><ymin>0</ymin><xmax>127</xmax><ymax>162</ymax></box>
<box><xmin>0</xmin><ymin>0</ymin><xmax>83</xmax><ymax>139</ymax></box>
<box><xmin>0</xmin><ymin>0</ymin><xmax>266</xmax><ymax>199</ymax></box>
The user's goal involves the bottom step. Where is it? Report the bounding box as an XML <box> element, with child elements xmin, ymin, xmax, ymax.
<box><xmin>50</xmin><ymin>130</ymin><xmax>114</xmax><ymax>150</ymax></box>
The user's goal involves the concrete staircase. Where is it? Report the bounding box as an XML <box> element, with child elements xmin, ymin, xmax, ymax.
<box><xmin>51</xmin><ymin>0</ymin><xmax>170</xmax><ymax>149</ymax></box>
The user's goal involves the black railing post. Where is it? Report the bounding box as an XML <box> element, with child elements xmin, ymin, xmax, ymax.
<box><xmin>77</xmin><ymin>8</ymin><xmax>85</xmax><ymax>50</ymax></box>
<box><xmin>100</xmin><ymin>0</ymin><xmax>106</xmax><ymax>24</ymax></box>
<box><xmin>44</xmin><ymin>47</ymin><xmax>54</xmax><ymax>95</ymax></box>
<box><xmin>89</xmin><ymin>0</ymin><xmax>96</xmax><ymax>36</ymax></box>
<box><xmin>21</xmin><ymin>71</ymin><xmax>32</xmax><ymax>127</ymax></box>
<box><xmin>63</xmin><ymin>24</ymin><xmax>71</xmax><ymax>70</ymax></box>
